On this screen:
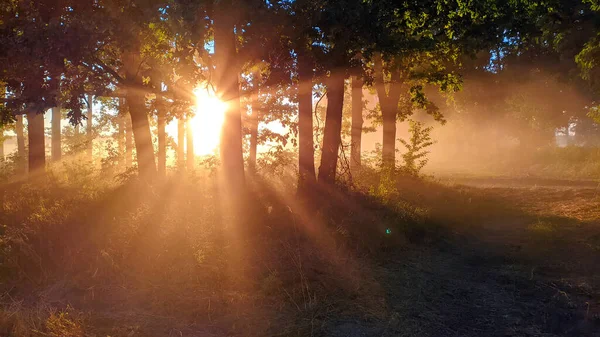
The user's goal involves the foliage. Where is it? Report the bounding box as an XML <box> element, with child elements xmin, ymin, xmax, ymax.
<box><xmin>589</xmin><ymin>104</ymin><xmax>600</xmax><ymax>124</ymax></box>
<box><xmin>100</xmin><ymin>139</ymin><xmax>121</xmax><ymax>176</ymax></box>
<box><xmin>399</xmin><ymin>120</ymin><xmax>435</xmax><ymax>176</ymax></box>
<box><xmin>0</xmin><ymin>152</ymin><xmax>19</xmax><ymax>183</ymax></box>
<box><xmin>44</xmin><ymin>310</ymin><xmax>83</xmax><ymax>337</ymax></box>
<box><xmin>2</xmin><ymin>1</ymin><xmax>600</xmax><ymax>336</ymax></box>
<box><xmin>257</xmin><ymin>147</ymin><xmax>298</xmax><ymax>179</ymax></box>
<box><xmin>369</xmin><ymin>165</ymin><xmax>399</xmax><ymax>203</ymax></box>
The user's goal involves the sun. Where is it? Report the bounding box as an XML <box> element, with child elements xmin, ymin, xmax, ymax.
<box><xmin>190</xmin><ymin>86</ymin><xmax>228</xmax><ymax>156</ymax></box>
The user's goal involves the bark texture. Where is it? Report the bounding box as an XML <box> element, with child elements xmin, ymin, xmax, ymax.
<box><xmin>27</xmin><ymin>111</ymin><xmax>45</xmax><ymax>174</ymax></box>
<box><xmin>350</xmin><ymin>76</ymin><xmax>363</xmax><ymax>171</ymax></box>
<box><xmin>297</xmin><ymin>50</ymin><xmax>316</xmax><ymax>191</ymax></box>
<box><xmin>51</xmin><ymin>106</ymin><xmax>61</xmax><ymax>162</ymax></box>
<box><xmin>86</xmin><ymin>94</ymin><xmax>93</xmax><ymax>159</ymax></box>
<box><xmin>318</xmin><ymin>75</ymin><xmax>345</xmax><ymax>184</ymax></box>
<box><xmin>214</xmin><ymin>1</ymin><xmax>245</xmax><ymax>188</ymax></box>
<box><xmin>124</xmin><ymin>51</ymin><xmax>156</xmax><ymax>179</ymax></box>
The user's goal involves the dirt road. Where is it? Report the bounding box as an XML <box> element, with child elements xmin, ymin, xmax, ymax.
<box><xmin>327</xmin><ymin>182</ymin><xmax>600</xmax><ymax>337</ymax></box>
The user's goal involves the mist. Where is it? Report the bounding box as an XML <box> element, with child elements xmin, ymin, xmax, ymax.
<box><xmin>2</xmin><ymin>1</ymin><xmax>600</xmax><ymax>336</ymax></box>
<box><xmin>349</xmin><ymin>66</ymin><xmax>600</xmax><ymax>180</ymax></box>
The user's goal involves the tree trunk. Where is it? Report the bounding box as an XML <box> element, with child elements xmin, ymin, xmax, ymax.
<box><xmin>248</xmin><ymin>90</ymin><xmax>258</xmax><ymax>172</ymax></box>
<box><xmin>0</xmin><ymin>134</ymin><xmax>4</xmax><ymax>161</ymax></box>
<box><xmin>157</xmin><ymin>99</ymin><xmax>166</xmax><ymax>177</ymax></box>
<box><xmin>177</xmin><ymin>117</ymin><xmax>185</xmax><ymax>169</ymax></box>
<box><xmin>373</xmin><ymin>54</ymin><xmax>402</xmax><ymax>172</ymax></box>
<box><xmin>0</xmin><ymin>88</ymin><xmax>3</xmax><ymax>161</ymax></box>
<box><xmin>297</xmin><ymin>50</ymin><xmax>316</xmax><ymax>191</ymax></box>
<box><xmin>15</xmin><ymin>114</ymin><xmax>25</xmax><ymax>173</ymax></box>
<box><xmin>318</xmin><ymin>75</ymin><xmax>345</xmax><ymax>184</ymax></box>
<box><xmin>51</xmin><ymin>106</ymin><xmax>61</xmax><ymax>162</ymax></box>
<box><xmin>381</xmin><ymin>104</ymin><xmax>396</xmax><ymax>169</ymax></box>
<box><xmin>125</xmin><ymin>113</ymin><xmax>132</xmax><ymax>168</ymax></box>
<box><xmin>350</xmin><ymin>76</ymin><xmax>363</xmax><ymax>172</ymax></box>
<box><xmin>86</xmin><ymin>94</ymin><xmax>93</xmax><ymax>159</ymax></box>
<box><xmin>124</xmin><ymin>51</ymin><xmax>156</xmax><ymax>180</ymax></box>
<box><xmin>127</xmin><ymin>93</ymin><xmax>156</xmax><ymax>179</ymax></box>
<box><xmin>214</xmin><ymin>1</ymin><xmax>245</xmax><ymax>188</ymax></box>
<box><xmin>118</xmin><ymin>98</ymin><xmax>125</xmax><ymax>169</ymax></box>
<box><xmin>186</xmin><ymin>117</ymin><xmax>194</xmax><ymax>171</ymax></box>
<box><xmin>27</xmin><ymin>111</ymin><xmax>45</xmax><ymax>174</ymax></box>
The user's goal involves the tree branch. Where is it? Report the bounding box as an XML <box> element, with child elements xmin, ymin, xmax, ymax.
<box><xmin>91</xmin><ymin>58</ymin><xmax>125</xmax><ymax>84</ymax></box>
<box><xmin>373</xmin><ymin>53</ymin><xmax>390</xmax><ymax>108</ymax></box>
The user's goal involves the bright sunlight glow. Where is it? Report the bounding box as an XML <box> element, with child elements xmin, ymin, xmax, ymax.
<box><xmin>191</xmin><ymin>86</ymin><xmax>228</xmax><ymax>156</ymax></box>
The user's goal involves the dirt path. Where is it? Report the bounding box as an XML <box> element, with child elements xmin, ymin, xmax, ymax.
<box><xmin>328</xmin><ymin>246</ymin><xmax>598</xmax><ymax>337</ymax></box>
<box><xmin>445</xmin><ymin>176</ymin><xmax>599</xmax><ymax>189</ymax></box>
<box><xmin>327</xmin><ymin>184</ymin><xmax>600</xmax><ymax>337</ymax></box>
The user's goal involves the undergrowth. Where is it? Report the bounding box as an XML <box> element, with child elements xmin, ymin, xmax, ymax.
<box><xmin>0</xmin><ymin>160</ymin><xmax>450</xmax><ymax>336</ymax></box>
<box><xmin>0</xmin><ymin>160</ymin><xmax>598</xmax><ymax>336</ymax></box>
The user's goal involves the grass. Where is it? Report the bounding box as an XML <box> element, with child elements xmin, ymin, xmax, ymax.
<box><xmin>429</xmin><ymin>145</ymin><xmax>600</xmax><ymax>181</ymax></box>
<box><xmin>0</xmin><ymin>162</ymin><xmax>599</xmax><ymax>336</ymax></box>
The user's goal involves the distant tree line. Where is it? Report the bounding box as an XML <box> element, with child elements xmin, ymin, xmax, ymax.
<box><xmin>1</xmin><ymin>0</ymin><xmax>600</xmax><ymax>192</ymax></box>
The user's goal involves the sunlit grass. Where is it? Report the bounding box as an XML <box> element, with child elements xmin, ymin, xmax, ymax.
<box><xmin>1</xmin><ymin>159</ymin><xmax>600</xmax><ymax>336</ymax></box>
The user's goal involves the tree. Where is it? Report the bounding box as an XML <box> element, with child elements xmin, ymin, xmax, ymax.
<box><xmin>0</xmin><ymin>1</ymin><xmax>177</xmax><ymax>177</ymax></box>
<box><xmin>86</xmin><ymin>95</ymin><xmax>93</xmax><ymax>159</ymax></box>
<box><xmin>15</xmin><ymin>114</ymin><xmax>25</xmax><ymax>169</ymax></box>
<box><xmin>117</xmin><ymin>98</ymin><xmax>126</xmax><ymax>169</ymax></box>
<box><xmin>318</xmin><ymin>74</ymin><xmax>346</xmax><ymax>184</ymax></box>
<box><xmin>125</xmin><ymin>113</ymin><xmax>133</xmax><ymax>169</ymax></box>
<box><xmin>550</xmin><ymin>1</ymin><xmax>600</xmax><ymax>124</ymax></box>
<box><xmin>27</xmin><ymin>110</ymin><xmax>45</xmax><ymax>173</ymax></box>
<box><xmin>124</xmin><ymin>50</ymin><xmax>157</xmax><ymax>179</ymax></box>
<box><xmin>306</xmin><ymin>0</ymin><xmax>376</xmax><ymax>185</ymax></box>
<box><xmin>249</xmin><ymin>0</ymin><xmax>318</xmax><ymax>193</ymax></box>
<box><xmin>157</xmin><ymin>97</ymin><xmax>167</xmax><ymax>177</ymax></box>
<box><xmin>372</xmin><ymin>52</ymin><xmax>457</xmax><ymax>170</ymax></box>
<box><xmin>372</xmin><ymin>54</ymin><xmax>404</xmax><ymax>170</ymax></box>
<box><xmin>214</xmin><ymin>0</ymin><xmax>245</xmax><ymax>188</ymax></box>
<box><xmin>447</xmin><ymin>38</ymin><xmax>595</xmax><ymax>154</ymax></box>
<box><xmin>0</xmin><ymin>126</ymin><xmax>8</xmax><ymax>161</ymax></box>
<box><xmin>177</xmin><ymin>117</ymin><xmax>185</xmax><ymax>170</ymax></box>
<box><xmin>0</xmin><ymin>87</ymin><xmax>4</xmax><ymax>161</ymax></box>
<box><xmin>239</xmin><ymin>63</ymin><xmax>297</xmax><ymax>175</ymax></box>
<box><xmin>297</xmin><ymin>48</ymin><xmax>317</xmax><ymax>190</ymax></box>
<box><xmin>149</xmin><ymin>72</ymin><xmax>168</xmax><ymax>177</ymax></box>
<box><xmin>186</xmin><ymin>116</ymin><xmax>195</xmax><ymax>171</ymax></box>
<box><xmin>247</xmin><ymin>86</ymin><xmax>259</xmax><ymax>172</ymax></box>
<box><xmin>51</xmin><ymin>106</ymin><xmax>61</xmax><ymax>162</ymax></box>
<box><xmin>0</xmin><ymin>1</ymin><xmax>66</xmax><ymax>174</ymax></box>
<box><xmin>286</xmin><ymin>0</ymin><xmax>469</xmax><ymax>184</ymax></box>
<box><xmin>367</xmin><ymin>0</ymin><xmax>531</xmax><ymax>175</ymax></box>
<box><xmin>350</xmin><ymin>76</ymin><xmax>364</xmax><ymax>171</ymax></box>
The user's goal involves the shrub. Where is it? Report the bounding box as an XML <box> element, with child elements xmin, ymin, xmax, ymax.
<box><xmin>399</xmin><ymin>120</ymin><xmax>435</xmax><ymax>177</ymax></box>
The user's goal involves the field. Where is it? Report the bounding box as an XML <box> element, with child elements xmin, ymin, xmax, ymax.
<box><xmin>0</xmin><ymin>169</ymin><xmax>599</xmax><ymax>337</ymax></box>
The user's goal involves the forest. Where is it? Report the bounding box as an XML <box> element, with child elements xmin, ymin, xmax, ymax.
<box><xmin>1</xmin><ymin>0</ymin><xmax>600</xmax><ymax>336</ymax></box>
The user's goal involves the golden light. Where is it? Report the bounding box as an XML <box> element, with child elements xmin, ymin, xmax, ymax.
<box><xmin>191</xmin><ymin>87</ymin><xmax>228</xmax><ymax>156</ymax></box>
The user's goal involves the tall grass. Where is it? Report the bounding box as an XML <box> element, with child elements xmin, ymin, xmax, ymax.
<box><xmin>0</xmin><ymin>157</ymin><xmax>439</xmax><ymax>336</ymax></box>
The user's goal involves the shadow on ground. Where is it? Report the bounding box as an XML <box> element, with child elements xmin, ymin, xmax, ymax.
<box><xmin>325</xmin><ymin>183</ymin><xmax>600</xmax><ymax>337</ymax></box>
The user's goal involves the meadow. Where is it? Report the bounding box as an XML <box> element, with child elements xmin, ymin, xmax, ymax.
<box><xmin>0</xmin><ymin>158</ymin><xmax>598</xmax><ymax>337</ymax></box>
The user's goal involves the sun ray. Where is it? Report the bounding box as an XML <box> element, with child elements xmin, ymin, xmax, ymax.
<box><xmin>190</xmin><ymin>86</ymin><xmax>228</xmax><ymax>156</ymax></box>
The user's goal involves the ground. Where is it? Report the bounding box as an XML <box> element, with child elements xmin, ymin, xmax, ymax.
<box><xmin>1</xmin><ymin>176</ymin><xmax>599</xmax><ymax>337</ymax></box>
<box><xmin>326</xmin><ymin>178</ymin><xmax>600</xmax><ymax>337</ymax></box>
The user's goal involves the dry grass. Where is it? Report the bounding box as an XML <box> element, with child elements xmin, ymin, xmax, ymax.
<box><xmin>0</xmin><ymin>169</ymin><xmax>599</xmax><ymax>336</ymax></box>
